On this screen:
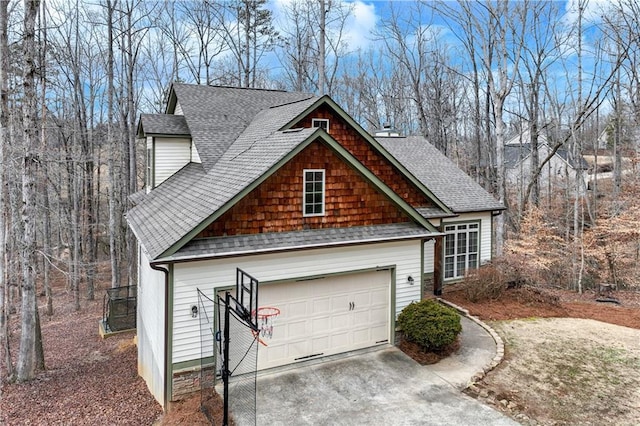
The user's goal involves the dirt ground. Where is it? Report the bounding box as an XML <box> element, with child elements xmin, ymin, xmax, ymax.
<box><xmin>443</xmin><ymin>284</ymin><xmax>640</xmax><ymax>425</ymax></box>
<box><xmin>0</xmin><ymin>288</ymin><xmax>162</xmax><ymax>425</ymax></box>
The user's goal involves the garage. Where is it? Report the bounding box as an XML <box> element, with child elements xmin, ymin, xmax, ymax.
<box><xmin>255</xmin><ymin>269</ymin><xmax>391</xmax><ymax>370</ymax></box>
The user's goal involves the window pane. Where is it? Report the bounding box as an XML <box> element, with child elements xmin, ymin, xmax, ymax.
<box><xmin>305</xmin><ymin>182</ymin><xmax>313</xmax><ymax>192</ymax></box>
<box><xmin>469</xmin><ymin>231</ymin><xmax>478</xmax><ymax>253</ymax></box>
<box><xmin>305</xmin><ymin>205</ymin><xmax>314</xmax><ymax>214</ymax></box>
<box><xmin>314</xmin><ymin>182</ymin><xmax>323</xmax><ymax>192</ymax></box>
<box><xmin>458</xmin><ymin>224</ymin><xmax>467</xmax><ymax>230</ymax></box>
<box><xmin>445</xmin><ymin>234</ymin><xmax>454</xmax><ymax>256</ymax></box>
<box><xmin>445</xmin><ymin>225</ymin><xmax>455</xmax><ymax>232</ymax></box>
<box><xmin>457</xmin><ymin>255</ymin><xmax>466</xmax><ymax>275</ymax></box>
<box><xmin>457</xmin><ymin>233</ymin><xmax>467</xmax><ymax>254</ymax></box>
<box><xmin>305</xmin><ymin>171</ymin><xmax>313</xmax><ymax>180</ymax></box>
<box><xmin>444</xmin><ymin>257</ymin><xmax>454</xmax><ymax>279</ymax></box>
<box><xmin>469</xmin><ymin>254</ymin><xmax>478</xmax><ymax>269</ymax></box>
<box><xmin>314</xmin><ymin>193</ymin><xmax>323</xmax><ymax>203</ymax></box>
<box><xmin>314</xmin><ymin>171</ymin><xmax>323</xmax><ymax>181</ymax></box>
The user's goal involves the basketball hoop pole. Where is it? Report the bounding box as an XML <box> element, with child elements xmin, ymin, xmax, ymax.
<box><xmin>222</xmin><ymin>291</ymin><xmax>231</xmax><ymax>426</ymax></box>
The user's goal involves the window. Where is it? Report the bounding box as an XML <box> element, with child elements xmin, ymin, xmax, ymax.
<box><xmin>312</xmin><ymin>118</ymin><xmax>329</xmax><ymax>132</ymax></box>
<box><xmin>303</xmin><ymin>169</ymin><xmax>325</xmax><ymax>216</ymax></box>
<box><xmin>443</xmin><ymin>223</ymin><xmax>479</xmax><ymax>280</ymax></box>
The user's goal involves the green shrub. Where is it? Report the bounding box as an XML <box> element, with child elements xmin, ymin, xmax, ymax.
<box><xmin>397</xmin><ymin>300</ymin><xmax>462</xmax><ymax>351</ymax></box>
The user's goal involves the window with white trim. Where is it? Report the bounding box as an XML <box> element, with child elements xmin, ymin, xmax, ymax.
<box><xmin>303</xmin><ymin>169</ymin><xmax>325</xmax><ymax>216</ymax></box>
<box><xmin>444</xmin><ymin>223</ymin><xmax>479</xmax><ymax>280</ymax></box>
<box><xmin>312</xmin><ymin>118</ymin><xmax>329</xmax><ymax>132</ymax></box>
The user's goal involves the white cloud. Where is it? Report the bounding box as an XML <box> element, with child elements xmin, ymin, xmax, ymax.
<box><xmin>563</xmin><ymin>0</ymin><xmax>613</xmax><ymax>26</ymax></box>
<box><xmin>343</xmin><ymin>1</ymin><xmax>378</xmax><ymax>51</ymax></box>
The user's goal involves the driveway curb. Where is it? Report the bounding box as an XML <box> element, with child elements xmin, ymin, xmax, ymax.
<box><xmin>437</xmin><ymin>298</ymin><xmax>505</xmax><ymax>388</ymax></box>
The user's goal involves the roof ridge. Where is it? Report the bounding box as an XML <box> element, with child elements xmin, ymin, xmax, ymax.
<box><xmin>269</xmin><ymin>95</ymin><xmax>317</xmax><ymax>109</ymax></box>
<box><xmin>175</xmin><ymin>82</ymin><xmax>294</xmax><ymax>94</ymax></box>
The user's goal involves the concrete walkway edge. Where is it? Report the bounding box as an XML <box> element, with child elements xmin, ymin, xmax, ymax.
<box><xmin>437</xmin><ymin>298</ymin><xmax>505</xmax><ymax>388</ymax></box>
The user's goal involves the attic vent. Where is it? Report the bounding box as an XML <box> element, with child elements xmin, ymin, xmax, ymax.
<box><xmin>374</xmin><ymin>124</ymin><xmax>401</xmax><ymax>137</ymax></box>
<box><xmin>282</xmin><ymin>128</ymin><xmax>304</xmax><ymax>133</ymax></box>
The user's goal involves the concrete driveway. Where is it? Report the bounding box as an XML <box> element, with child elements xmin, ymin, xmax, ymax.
<box><xmin>249</xmin><ymin>345</ymin><xmax>517</xmax><ymax>426</ymax></box>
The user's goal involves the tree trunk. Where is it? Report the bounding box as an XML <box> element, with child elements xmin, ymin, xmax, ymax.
<box><xmin>16</xmin><ymin>0</ymin><xmax>41</xmax><ymax>383</ymax></box>
<box><xmin>0</xmin><ymin>0</ymin><xmax>13</xmax><ymax>384</ymax></box>
<box><xmin>106</xmin><ymin>0</ymin><xmax>120</xmax><ymax>288</ymax></box>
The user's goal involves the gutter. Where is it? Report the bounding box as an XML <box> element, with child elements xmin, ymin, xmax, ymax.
<box><xmin>150</xmin><ymin>263</ymin><xmax>170</xmax><ymax>410</ymax></box>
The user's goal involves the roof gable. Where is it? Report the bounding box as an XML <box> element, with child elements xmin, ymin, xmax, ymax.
<box><xmin>281</xmin><ymin>96</ymin><xmax>453</xmax><ymax>216</ymax></box>
<box><xmin>196</xmin><ymin>140</ymin><xmax>416</xmax><ymax>238</ymax></box>
<box><xmin>128</xmin><ymin>128</ymin><xmax>439</xmax><ymax>261</ymax></box>
<box><xmin>166</xmin><ymin>83</ymin><xmax>316</xmax><ymax>171</ymax></box>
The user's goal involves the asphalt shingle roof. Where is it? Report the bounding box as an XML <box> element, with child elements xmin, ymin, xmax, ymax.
<box><xmin>139</xmin><ymin>114</ymin><xmax>190</xmax><ymax>136</ymax></box>
<box><xmin>377</xmin><ymin>136</ymin><xmax>504</xmax><ymax>213</ymax></box>
<box><xmin>172</xmin><ymin>84</ymin><xmax>316</xmax><ymax>171</ymax></box>
<box><xmin>165</xmin><ymin>222</ymin><xmax>435</xmax><ymax>262</ymax></box>
<box><xmin>130</xmin><ymin>84</ymin><xmax>501</xmax><ymax>261</ymax></box>
<box><xmin>504</xmin><ymin>143</ymin><xmax>589</xmax><ymax>170</ymax></box>
<box><xmin>128</xmin><ymin>128</ymin><xmax>318</xmax><ymax>259</ymax></box>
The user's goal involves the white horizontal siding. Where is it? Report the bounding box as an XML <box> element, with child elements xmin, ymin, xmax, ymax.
<box><xmin>443</xmin><ymin>211</ymin><xmax>493</xmax><ymax>264</ymax></box>
<box><xmin>154</xmin><ymin>137</ymin><xmax>191</xmax><ymax>185</ymax></box>
<box><xmin>191</xmin><ymin>142</ymin><xmax>201</xmax><ymax>164</ymax></box>
<box><xmin>423</xmin><ymin>239</ymin><xmax>435</xmax><ymax>273</ymax></box>
<box><xmin>137</xmin><ymin>248</ymin><xmax>166</xmax><ymax>406</ymax></box>
<box><xmin>171</xmin><ymin>241</ymin><xmax>422</xmax><ymax>364</ymax></box>
<box><xmin>174</xmin><ymin>101</ymin><xmax>183</xmax><ymax>115</ymax></box>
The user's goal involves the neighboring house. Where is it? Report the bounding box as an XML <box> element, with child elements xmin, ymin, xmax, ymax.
<box><xmin>128</xmin><ymin>83</ymin><xmax>504</xmax><ymax>407</ymax></box>
<box><xmin>505</xmin><ymin>129</ymin><xmax>589</xmax><ymax>197</ymax></box>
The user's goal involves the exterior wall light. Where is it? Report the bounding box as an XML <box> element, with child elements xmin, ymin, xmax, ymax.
<box><xmin>407</xmin><ymin>275</ymin><xmax>415</xmax><ymax>285</ymax></box>
<box><xmin>191</xmin><ymin>305</ymin><xmax>198</xmax><ymax>318</ymax></box>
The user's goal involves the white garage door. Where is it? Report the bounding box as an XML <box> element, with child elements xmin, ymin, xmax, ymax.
<box><xmin>256</xmin><ymin>269</ymin><xmax>390</xmax><ymax>370</ymax></box>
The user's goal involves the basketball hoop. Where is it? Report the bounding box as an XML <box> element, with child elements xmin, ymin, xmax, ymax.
<box><xmin>252</xmin><ymin>307</ymin><xmax>280</xmax><ymax>346</ymax></box>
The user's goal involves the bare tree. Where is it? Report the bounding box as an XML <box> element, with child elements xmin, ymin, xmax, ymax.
<box><xmin>16</xmin><ymin>0</ymin><xmax>42</xmax><ymax>383</ymax></box>
<box><xmin>0</xmin><ymin>0</ymin><xmax>13</xmax><ymax>386</ymax></box>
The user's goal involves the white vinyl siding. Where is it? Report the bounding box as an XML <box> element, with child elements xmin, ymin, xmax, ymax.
<box><xmin>174</xmin><ymin>101</ymin><xmax>183</xmax><ymax>115</ymax></box>
<box><xmin>154</xmin><ymin>137</ymin><xmax>191</xmax><ymax>185</ymax></box>
<box><xmin>171</xmin><ymin>240</ymin><xmax>422</xmax><ymax>364</ymax></box>
<box><xmin>191</xmin><ymin>142</ymin><xmax>201</xmax><ymax>164</ymax></box>
<box><xmin>137</xmin><ymin>249</ymin><xmax>166</xmax><ymax>406</ymax></box>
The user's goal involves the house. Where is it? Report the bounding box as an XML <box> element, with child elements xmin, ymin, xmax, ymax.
<box><xmin>128</xmin><ymin>83</ymin><xmax>504</xmax><ymax>408</ymax></box>
<box><xmin>504</xmin><ymin>129</ymin><xmax>589</xmax><ymax>197</ymax></box>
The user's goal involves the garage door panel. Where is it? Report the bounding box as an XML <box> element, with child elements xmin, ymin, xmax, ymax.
<box><xmin>286</xmin><ymin>319</ymin><xmax>307</xmax><ymax>340</ymax></box>
<box><xmin>312</xmin><ymin>297</ymin><xmax>331</xmax><ymax>314</ymax></box>
<box><xmin>286</xmin><ymin>300</ymin><xmax>308</xmax><ymax>318</ymax></box>
<box><xmin>353</xmin><ymin>291</ymin><xmax>371</xmax><ymax>306</ymax></box>
<box><xmin>329</xmin><ymin>331</ymin><xmax>350</xmax><ymax>349</ymax></box>
<box><xmin>311</xmin><ymin>336</ymin><xmax>330</xmax><ymax>352</ymax></box>
<box><xmin>370</xmin><ymin>288</ymin><xmax>388</xmax><ymax>305</ymax></box>
<box><xmin>331</xmin><ymin>294</ymin><xmax>350</xmax><ymax>311</ymax></box>
<box><xmin>257</xmin><ymin>270</ymin><xmax>390</xmax><ymax>370</ymax></box>
<box><xmin>288</xmin><ymin>340</ymin><xmax>311</xmax><ymax>359</ymax></box>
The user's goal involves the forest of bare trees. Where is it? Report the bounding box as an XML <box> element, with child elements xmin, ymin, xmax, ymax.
<box><xmin>1</xmin><ymin>0</ymin><xmax>639</xmax><ymax>385</ymax></box>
